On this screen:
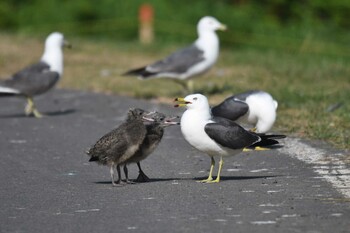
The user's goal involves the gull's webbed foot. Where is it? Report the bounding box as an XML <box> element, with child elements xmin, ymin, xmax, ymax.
<box><xmin>243</xmin><ymin>146</ymin><xmax>269</xmax><ymax>152</ymax></box>
<box><xmin>254</xmin><ymin>146</ymin><xmax>269</xmax><ymax>151</ymax></box>
<box><xmin>197</xmin><ymin>177</ymin><xmax>214</xmax><ymax>183</ymax></box>
<box><xmin>243</xmin><ymin>148</ymin><xmax>253</xmax><ymax>152</ymax></box>
<box><xmin>32</xmin><ymin>109</ymin><xmax>43</xmax><ymax>118</ymax></box>
<box><xmin>204</xmin><ymin>178</ymin><xmax>220</xmax><ymax>183</ymax></box>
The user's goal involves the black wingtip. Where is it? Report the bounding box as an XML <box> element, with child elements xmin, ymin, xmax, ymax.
<box><xmin>122</xmin><ymin>67</ymin><xmax>146</xmax><ymax>76</ymax></box>
<box><xmin>122</xmin><ymin>67</ymin><xmax>156</xmax><ymax>79</ymax></box>
<box><xmin>257</xmin><ymin>133</ymin><xmax>287</xmax><ymax>140</ymax></box>
<box><xmin>0</xmin><ymin>92</ymin><xmax>19</xmax><ymax>97</ymax></box>
<box><xmin>249</xmin><ymin>133</ymin><xmax>286</xmax><ymax>148</ymax></box>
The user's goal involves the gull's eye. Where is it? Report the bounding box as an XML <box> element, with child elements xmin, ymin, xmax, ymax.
<box><xmin>193</xmin><ymin>97</ymin><xmax>198</xmax><ymax>101</ymax></box>
<box><xmin>160</xmin><ymin>117</ymin><xmax>164</xmax><ymax>121</ymax></box>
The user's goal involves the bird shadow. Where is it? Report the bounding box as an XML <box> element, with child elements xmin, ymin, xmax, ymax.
<box><xmin>94</xmin><ymin>175</ymin><xmax>281</xmax><ymax>185</ymax></box>
<box><xmin>0</xmin><ymin>108</ymin><xmax>76</xmax><ymax>118</ymax></box>
<box><xmin>44</xmin><ymin>108</ymin><xmax>77</xmax><ymax>116</ymax></box>
<box><xmin>247</xmin><ymin>145</ymin><xmax>285</xmax><ymax>150</ymax></box>
<box><xmin>94</xmin><ymin>177</ymin><xmax>180</xmax><ymax>185</ymax></box>
<box><xmin>193</xmin><ymin>175</ymin><xmax>281</xmax><ymax>182</ymax></box>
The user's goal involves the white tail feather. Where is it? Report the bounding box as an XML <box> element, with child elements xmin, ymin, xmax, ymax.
<box><xmin>0</xmin><ymin>86</ymin><xmax>20</xmax><ymax>94</ymax></box>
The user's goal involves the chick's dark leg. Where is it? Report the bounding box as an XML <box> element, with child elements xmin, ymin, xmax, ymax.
<box><xmin>112</xmin><ymin>165</ymin><xmax>124</xmax><ymax>187</ymax></box>
<box><xmin>123</xmin><ymin>164</ymin><xmax>135</xmax><ymax>184</ymax></box>
<box><xmin>135</xmin><ymin>162</ymin><xmax>150</xmax><ymax>182</ymax></box>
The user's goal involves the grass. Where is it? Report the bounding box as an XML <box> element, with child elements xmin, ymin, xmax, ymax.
<box><xmin>0</xmin><ymin>33</ymin><xmax>349</xmax><ymax>150</ymax></box>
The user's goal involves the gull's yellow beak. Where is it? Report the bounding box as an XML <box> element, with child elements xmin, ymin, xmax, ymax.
<box><xmin>218</xmin><ymin>24</ymin><xmax>227</xmax><ymax>31</ymax></box>
<box><xmin>174</xmin><ymin>97</ymin><xmax>191</xmax><ymax>107</ymax></box>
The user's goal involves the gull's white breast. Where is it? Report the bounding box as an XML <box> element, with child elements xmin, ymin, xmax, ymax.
<box><xmin>180</xmin><ymin>110</ymin><xmax>230</xmax><ymax>156</ymax></box>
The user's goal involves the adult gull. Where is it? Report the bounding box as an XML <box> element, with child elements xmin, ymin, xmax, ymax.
<box><xmin>175</xmin><ymin>94</ymin><xmax>285</xmax><ymax>183</ymax></box>
<box><xmin>0</xmin><ymin>32</ymin><xmax>71</xmax><ymax>118</ymax></box>
<box><xmin>212</xmin><ymin>90</ymin><xmax>278</xmax><ymax>133</ymax></box>
<box><xmin>123</xmin><ymin>16</ymin><xmax>226</xmax><ymax>91</ymax></box>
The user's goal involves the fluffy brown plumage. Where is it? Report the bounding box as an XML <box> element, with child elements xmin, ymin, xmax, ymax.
<box><xmin>87</xmin><ymin>108</ymin><xmax>149</xmax><ymax>186</ymax></box>
<box><xmin>123</xmin><ymin>112</ymin><xmax>179</xmax><ymax>182</ymax></box>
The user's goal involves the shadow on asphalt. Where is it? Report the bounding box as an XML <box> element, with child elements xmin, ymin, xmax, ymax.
<box><xmin>94</xmin><ymin>175</ymin><xmax>280</xmax><ymax>185</ymax></box>
<box><xmin>194</xmin><ymin>175</ymin><xmax>280</xmax><ymax>181</ymax></box>
<box><xmin>0</xmin><ymin>108</ymin><xmax>77</xmax><ymax>118</ymax></box>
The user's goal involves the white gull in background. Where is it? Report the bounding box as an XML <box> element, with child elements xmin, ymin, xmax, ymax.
<box><xmin>212</xmin><ymin>90</ymin><xmax>278</xmax><ymax>133</ymax></box>
<box><xmin>123</xmin><ymin>16</ymin><xmax>226</xmax><ymax>91</ymax></box>
<box><xmin>0</xmin><ymin>32</ymin><xmax>70</xmax><ymax>118</ymax></box>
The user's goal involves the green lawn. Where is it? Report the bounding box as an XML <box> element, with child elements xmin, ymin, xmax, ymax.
<box><xmin>0</xmin><ymin>33</ymin><xmax>349</xmax><ymax>149</ymax></box>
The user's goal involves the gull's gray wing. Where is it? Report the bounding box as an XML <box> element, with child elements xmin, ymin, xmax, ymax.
<box><xmin>2</xmin><ymin>61</ymin><xmax>59</xmax><ymax>96</ymax></box>
<box><xmin>204</xmin><ymin>118</ymin><xmax>260</xmax><ymax>149</ymax></box>
<box><xmin>147</xmin><ymin>44</ymin><xmax>205</xmax><ymax>74</ymax></box>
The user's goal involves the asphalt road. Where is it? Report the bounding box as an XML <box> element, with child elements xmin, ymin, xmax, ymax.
<box><xmin>0</xmin><ymin>89</ymin><xmax>349</xmax><ymax>233</ymax></box>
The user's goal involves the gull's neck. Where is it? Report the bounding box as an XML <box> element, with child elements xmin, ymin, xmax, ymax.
<box><xmin>41</xmin><ymin>45</ymin><xmax>63</xmax><ymax>76</ymax></box>
<box><xmin>195</xmin><ymin>30</ymin><xmax>219</xmax><ymax>61</ymax></box>
<box><xmin>195</xmin><ymin>31</ymin><xmax>219</xmax><ymax>50</ymax></box>
<box><xmin>183</xmin><ymin>104</ymin><xmax>212</xmax><ymax>123</ymax></box>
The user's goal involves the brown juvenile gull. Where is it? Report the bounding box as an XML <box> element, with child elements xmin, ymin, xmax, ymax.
<box><xmin>87</xmin><ymin>108</ymin><xmax>152</xmax><ymax>186</ymax></box>
<box><xmin>0</xmin><ymin>32</ymin><xmax>71</xmax><ymax>118</ymax></box>
<box><xmin>123</xmin><ymin>16</ymin><xmax>226</xmax><ymax>91</ymax></box>
<box><xmin>123</xmin><ymin>112</ymin><xmax>179</xmax><ymax>183</ymax></box>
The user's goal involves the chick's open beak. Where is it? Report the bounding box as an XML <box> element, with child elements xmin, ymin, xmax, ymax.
<box><xmin>174</xmin><ymin>97</ymin><xmax>191</xmax><ymax>107</ymax></box>
<box><xmin>164</xmin><ymin>116</ymin><xmax>180</xmax><ymax>126</ymax></box>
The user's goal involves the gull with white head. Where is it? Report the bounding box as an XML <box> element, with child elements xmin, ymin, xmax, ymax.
<box><xmin>0</xmin><ymin>32</ymin><xmax>71</xmax><ymax>118</ymax></box>
<box><xmin>175</xmin><ymin>93</ymin><xmax>284</xmax><ymax>183</ymax></box>
<box><xmin>123</xmin><ymin>16</ymin><xmax>226</xmax><ymax>91</ymax></box>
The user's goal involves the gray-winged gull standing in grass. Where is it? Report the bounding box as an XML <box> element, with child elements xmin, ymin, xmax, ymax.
<box><xmin>211</xmin><ymin>90</ymin><xmax>278</xmax><ymax>133</ymax></box>
<box><xmin>123</xmin><ymin>16</ymin><xmax>226</xmax><ymax>91</ymax></box>
<box><xmin>0</xmin><ymin>32</ymin><xmax>71</xmax><ymax>118</ymax></box>
<box><xmin>123</xmin><ymin>112</ymin><xmax>179</xmax><ymax>182</ymax></box>
<box><xmin>175</xmin><ymin>94</ymin><xmax>285</xmax><ymax>183</ymax></box>
<box><xmin>87</xmin><ymin>108</ymin><xmax>152</xmax><ymax>186</ymax></box>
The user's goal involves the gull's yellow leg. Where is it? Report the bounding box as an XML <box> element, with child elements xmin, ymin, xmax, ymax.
<box><xmin>172</xmin><ymin>79</ymin><xmax>187</xmax><ymax>90</ymax></box>
<box><xmin>198</xmin><ymin>156</ymin><xmax>215</xmax><ymax>183</ymax></box>
<box><xmin>186</xmin><ymin>80</ymin><xmax>194</xmax><ymax>93</ymax></box>
<box><xmin>24</xmin><ymin>97</ymin><xmax>34</xmax><ymax>116</ymax></box>
<box><xmin>207</xmin><ymin>156</ymin><xmax>223</xmax><ymax>183</ymax></box>
<box><xmin>250</xmin><ymin>127</ymin><xmax>257</xmax><ymax>132</ymax></box>
<box><xmin>32</xmin><ymin>108</ymin><xmax>43</xmax><ymax>118</ymax></box>
<box><xmin>25</xmin><ymin>97</ymin><xmax>42</xmax><ymax>118</ymax></box>
<box><xmin>243</xmin><ymin>146</ymin><xmax>269</xmax><ymax>152</ymax></box>
<box><xmin>254</xmin><ymin>146</ymin><xmax>269</xmax><ymax>151</ymax></box>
